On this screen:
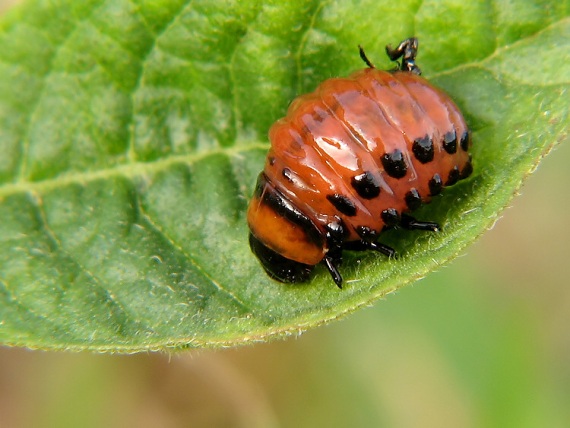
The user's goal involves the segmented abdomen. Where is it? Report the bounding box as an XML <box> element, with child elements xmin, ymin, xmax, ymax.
<box><xmin>261</xmin><ymin>67</ymin><xmax>472</xmax><ymax>242</ymax></box>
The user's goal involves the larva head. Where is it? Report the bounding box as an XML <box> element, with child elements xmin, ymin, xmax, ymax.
<box><xmin>247</xmin><ymin>173</ymin><xmax>326</xmax><ymax>283</ymax></box>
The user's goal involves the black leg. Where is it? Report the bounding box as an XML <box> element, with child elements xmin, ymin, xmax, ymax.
<box><xmin>401</xmin><ymin>213</ymin><xmax>440</xmax><ymax>232</ymax></box>
<box><xmin>385</xmin><ymin>37</ymin><xmax>421</xmax><ymax>75</ymax></box>
<box><xmin>369</xmin><ymin>241</ymin><xmax>397</xmax><ymax>258</ymax></box>
<box><xmin>358</xmin><ymin>45</ymin><xmax>375</xmax><ymax>68</ymax></box>
<box><xmin>343</xmin><ymin>240</ymin><xmax>396</xmax><ymax>258</ymax></box>
<box><xmin>324</xmin><ymin>255</ymin><xmax>343</xmax><ymax>289</ymax></box>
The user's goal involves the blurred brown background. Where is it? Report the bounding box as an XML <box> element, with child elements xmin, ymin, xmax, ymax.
<box><xmin>1</xmin><ymin>1</ymin><xmax>569</xmax><ymax>427</ymax></box>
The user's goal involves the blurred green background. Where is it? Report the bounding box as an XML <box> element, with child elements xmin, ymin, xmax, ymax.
<box><xmin>1</xmin><ymin>1</ymin><xmax>569</xmax><ymax>427</ymax></box>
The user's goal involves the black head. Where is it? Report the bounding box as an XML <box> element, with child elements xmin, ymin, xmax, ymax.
<box><xmin>249</xmin><ymin>233</ymin><xmax>314</xmax><ymax>283</ymax></box>
<box><xmin>385</xmin><ymin>37</ymin><xmax>422</xmax><ymax>75</ymax></box>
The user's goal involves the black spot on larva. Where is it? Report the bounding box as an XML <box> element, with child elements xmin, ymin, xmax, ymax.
<box><xmin>325</xmin><ymin>219</ymin><xmax>348</xmax><ymax>247</ymax></box>
<box><xmin>405</xmin><ymin>188</ymin><xmax>422</xmax><ymax>211</ymax></box>
<box><xmin>269</xmin><ymin>157</ymin><xmax>276</xmax><ymax>166</ymax></box>
<box><xmin>443</xmin><ymin>130</ymin><xmax>457</xmax><ymax>154</ymax></box>
<box><xmin>281</xmin><ymin>167</ymin><xmax>294</xmax><ymax>183</ymax></box>
<box><xmin>446</xmin><ymin>166</ymin><xmax>460</xmax><ymax>186</ymax></box>
<box><xmin>460</xmin><ymin>131</ymin><xmax>470</xmax><ymax>152</ymax></box>
<box><xmin>356</xmin><ymin>226</ymin><xmax>378</xmax><ymax>240</ymax></box>
<box><xmin>381</xmin><ymin>208</ymin><xmax>400</xmax><ymax>227</ymax></box>
<box><xmin>351</xmin><ymin>171</ymin><xmax>381</xmax><ymax>199</ymax></box>
<box><xmin>381</xmin><ymin>149</ymin><xmax>408</xmax><ymax>178</ymax></box>
<box><xmin>460</xmin><ymin>157</ymin><xmax>473</xmax><ymax>179</ymax></box>
<box><xmin>327</xmin><ymin>194</ymin><xmax>357</xmax><ymax>216</ymax></box>
<box><xmin>429</xmin><ymin>173</ymin><xmax>443</xmax><ymax>196</ymax></box>
<box><xmin>412</xmin><ymin>135</ymin><xmax>434</xmax><ymax>163</ymax></box>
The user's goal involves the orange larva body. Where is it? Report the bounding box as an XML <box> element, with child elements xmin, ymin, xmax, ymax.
<box><xmin>248</xmin><ymin>38</ymin><xmax>472</xmax><ymax>287</ymax></box>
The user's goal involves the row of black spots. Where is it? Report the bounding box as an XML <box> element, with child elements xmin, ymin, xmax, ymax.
<box><xmin>279</xmin><ymin>158</ymin><xmax>471</xmax><ymax>223</ymax></box>
<box><xmin>324</xmin><ymin>217</ymin><xmax>394</xmax><ymax>260</ymax></box>
<box><xmin>358</xmin><ymin>206</ymin><xmax>435</xmax><ymax>237</ymax></box>
<box><xmin>303</xmin><ymin>163</ymin><xmax>468</xmax><ymax>220</ymax></box>
<box><xmin>322</xmin><ymin>164</ymin><xmax>473</xmax><ymax>247</ymax></box>
<box><xmin>411</xmin><ymin>129</ymin><xmax>470</xmax><ymax>162</ymax></box>
<box><xmin>415</xmin><ymin>132</ymin><xmax>473</xmax><ymax>187</ymax></box>
<box><xmin>280</xmin><ymin>164</ymin><xmax>379</xmax><ymax>215</ymax></box>
<box><xmin>355</xmin><ymin>207</ymin><xmax>401</xmax><ymax>237</ymax></box>
<box><xmin>380</xmin><ymin>140</ymin><xmax>467</xmax><ymax>184</ymax></box>
<box><xmin>326</xmin><ymin>193</ymin><xmax>357</xmax><ymax>216</ymax></box>
<box><xmin>329</xmin><ymin>169</ymin><xmax>408</xmax><ymax>221</ymax></box>
<box><xmin>443</xmin><ymin>129</ymin><xmax>471</xmax><ymax>154</ymax></box>
<box><xmin>379</xmin><ymin>134</ymin><xmax>456</xmax><ymax>177</ymax></box>
<box><xmin>280</xmin><ymin>155</ymin><xmax>422</xmax><ymax>198</ymax></box>
<box><xmin>382</xmin><ymin>134</ymin><xmax>445</xmax><ymax>179</ymax></box>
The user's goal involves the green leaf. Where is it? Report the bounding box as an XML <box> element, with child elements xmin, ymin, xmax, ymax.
<box><xmin>0</xmin><ymin>0</ymin><xmax>567</xmax><ymax>351</ymax></box>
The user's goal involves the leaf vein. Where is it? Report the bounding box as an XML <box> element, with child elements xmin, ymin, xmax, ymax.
<box><xmin>125</xmin><ymin>0</ymin><xmax>192</xmax><ymax>163</ymax></box>
<box><xmin>0</xmin><ymin>278</ymin><xmax>63</xmax><ymax>334</ymax></box>
<box><xmin>0</xmin><ymin>142</ymin><xmax>268</xmax><ymax>200</ymax></box>
<box><xmin>135</xmin><ymin>194</ymin><xmax>253</xmax><ymax>314</ymax></box>
<box><xmin>27</xmin><ymin>190</ymin><xmax>149</xmax><ymax>335</ymax></box>
<box><xmin>430</xmin><ymin>16</ymin><xmax>570</xmax><ymax>79</ymax></box>
<box><xmin>14</xmin><ymin>1</ymin><xmax>108</xmax><ymax>182</ymax></box>
<box><xmin>294</xmin><ymin>0</ymin><xmax>331</xmax><ymax>94</ymax></box>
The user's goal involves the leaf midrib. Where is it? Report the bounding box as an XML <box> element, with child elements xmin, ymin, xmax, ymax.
<box><xmin>0</xmin><ymin>142</ymin><xmax>269</xmax><ymax>198</ymax></box>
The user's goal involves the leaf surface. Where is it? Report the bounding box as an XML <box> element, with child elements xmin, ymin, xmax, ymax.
<box><xmin>0</xmin><ymin>0</ymin><xmax>567</xmax><ymax>351</ymax></box>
